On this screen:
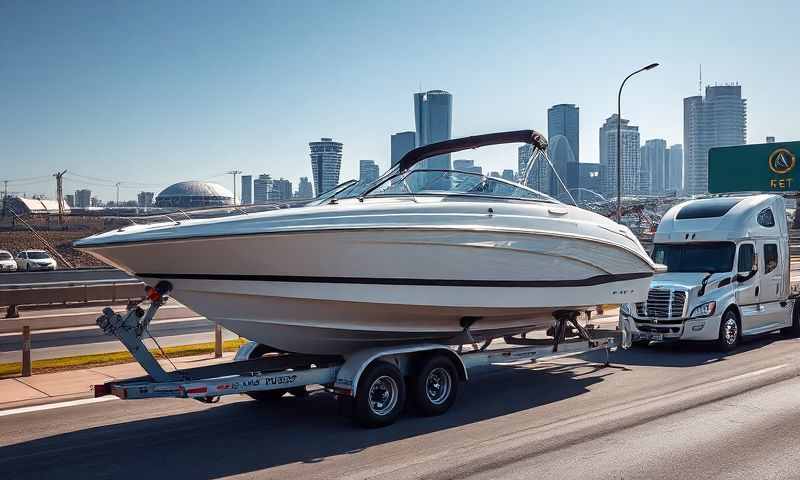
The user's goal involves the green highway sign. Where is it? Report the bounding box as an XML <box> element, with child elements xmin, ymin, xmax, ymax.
<box><xmin>708</xmin><ymin>141</ymin><xmax>800</xmax><ymax>193</ymax></box>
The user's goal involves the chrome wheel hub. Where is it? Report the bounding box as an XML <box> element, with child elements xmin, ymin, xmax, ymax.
<box><xmin>426</xmin><ymin>367</ymin><xmax>452</xmax><ymax>405</ymax></box>
<box><xmin>723</xmin><ymin>318</ymin><xmax>738</xmax><ymax>345</ymax></box>
<box><xmin>368</xmin><ymin>375</ymin><xmax>398</xmax><ymax>416</ymax></box>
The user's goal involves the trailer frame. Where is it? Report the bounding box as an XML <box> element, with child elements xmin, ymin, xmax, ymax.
<box><xmin>93</xmin><ymin>287</ymin><xmax>616</xmax><ymax>427</ymax></box>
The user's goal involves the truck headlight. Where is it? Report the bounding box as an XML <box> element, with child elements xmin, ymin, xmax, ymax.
<box><xmin>690</xmin><ymin>301</ymin><xmax>716</xmax><ymax>318</ymax></box>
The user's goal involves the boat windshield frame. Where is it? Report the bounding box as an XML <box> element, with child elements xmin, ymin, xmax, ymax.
<box><xmin>360</xmin><ymin>168</ymin><xmax>559</xmax><ymax>204</ymax></box>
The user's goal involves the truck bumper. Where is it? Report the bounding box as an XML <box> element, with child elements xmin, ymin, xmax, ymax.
<box><xmin>619</xmin><ymin>312</ymin><xmax>721</xmax><ymax>343</ymax></box>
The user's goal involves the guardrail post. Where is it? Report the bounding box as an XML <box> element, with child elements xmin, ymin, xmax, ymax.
<box><xmin>214</xmin><ymin>324</ymin><xmax>223</xmax><ymax>358</ymax></box>
<box><xmin>5</xmin><ymin>305</ymin><xmax>19</xmax><ymax>318</ymax></box>
<box><xmin>22</xmin><ymin>325</ymin><xmax>32</xmax><ymax>377</ymax></box>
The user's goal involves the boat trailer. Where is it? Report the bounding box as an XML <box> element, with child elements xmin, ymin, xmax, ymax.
<box><xmin>94</xmin><ymin>283</ymin><xmax>617</xmax><ymax>427</ymax></box>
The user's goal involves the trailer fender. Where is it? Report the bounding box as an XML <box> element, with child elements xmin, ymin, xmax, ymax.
<box><xmin>234</xmin><ymin>341</ymin><xmax>261</xmax><ymax>362</ymax></box>
<box><xmin>334</xmin><ymin>344</ymin><xmax>467</xmax><ymax>397</ymax></box>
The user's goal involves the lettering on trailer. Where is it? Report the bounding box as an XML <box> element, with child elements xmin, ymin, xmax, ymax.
<box><xmin>709</xmin><ymin>141</ymin><xmax>800</xmax><ymax>193</ymax></box>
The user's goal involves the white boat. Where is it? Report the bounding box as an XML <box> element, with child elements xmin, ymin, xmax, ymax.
<box><xmin>75</xmin><ymin>130</ymin><xmax>661</xmax><ymax>354</ymax></box>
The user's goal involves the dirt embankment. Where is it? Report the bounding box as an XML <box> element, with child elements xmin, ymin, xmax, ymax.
<box><xmin>0</xmin><ymin>215</ymin><xmax>128</xmax><ymax>268</ymax></box>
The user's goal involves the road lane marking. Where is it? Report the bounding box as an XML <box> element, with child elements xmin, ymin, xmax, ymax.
<box><xmin>0</xmin><ymin>396</ymin><xmax>118</xmax><ymax>417</ymax></box>
<box><xmin>0</xmin><ymin>316</ymin><xmax>208</xmax><ymax>337</ymax></box>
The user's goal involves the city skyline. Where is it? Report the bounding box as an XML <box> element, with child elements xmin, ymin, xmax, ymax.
<box><xmin>1</xmin><ymin>2</ymin><xmax>796</xmax><ymax>201</ymax></box>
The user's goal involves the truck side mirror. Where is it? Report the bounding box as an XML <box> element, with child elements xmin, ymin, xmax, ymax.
<box><xmin>751</xmin><ymin>253</ymin><xmax>759</xmax><ymax>272</ymax></box>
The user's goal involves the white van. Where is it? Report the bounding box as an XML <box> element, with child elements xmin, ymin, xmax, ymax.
<box><xmin>620</xmin><ymin>194</ymin><xmax>800</xmax><ymax>351</ymax></box>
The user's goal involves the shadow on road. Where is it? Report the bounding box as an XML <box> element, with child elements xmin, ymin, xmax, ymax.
<box><xmin>0</xmin><ymin>362</ymin><xmax>607</xmax><ymax>479</ymax></box>
<box><xmin>612</xmin><ymin>331</ymin><xmax>789</xmax><ymax>368</ymax></box>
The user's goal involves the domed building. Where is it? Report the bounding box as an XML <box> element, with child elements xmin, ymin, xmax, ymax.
<box><xmin>155</xmin><ymin>181</ymin><xmax>234</xmax><ymax>208</ymax></box>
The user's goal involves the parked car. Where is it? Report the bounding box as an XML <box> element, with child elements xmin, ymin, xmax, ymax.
<box><xmin>15</xmin><ymin>250</ymin><xmax>57</xmax><ymax>271</ymax></box>
<box><xmin>0</xmin><ymin>250</ymin><xmax>17</xmax><ymax>272</ymax></box>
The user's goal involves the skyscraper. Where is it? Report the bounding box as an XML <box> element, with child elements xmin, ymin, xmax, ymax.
<box><xmin>270</xmin><ymin>178</ymin><xmax>292</xmax><ymax>201</ymax></box>
<box><xmin>548</xmin><ymin>104</ymin><xmax>580</xmax><ymax>190</ymax></box>
<box><xmin>518</xmin><ymin>144</ymin><xmax>551</xmax><ymax>193</ymax></box>
<box><xmin>683</xmin><ymin>85</ymin><xmax>747</xmax><ymax>195</ymax></box>
<box><xmin>599</xmin><ymin>114</ymin><xmax>641</xmax><ymax>197</ymax></box>
<box><xmin>309</xmin><ymin>137</ymin><xmax>343</xmax><ymax>196</ymax></box>
<box><xmin>452</xmin><ymin>159</ymin><xmax>482</xmax><ymax>175</ymax></box>
<box><xmin>359</xmin><ymin>160</ymin><xmax>380</xmax><ymax>184</ymax></box>
<box><xmin>546</xmin><ymin>135</ymin><xmax>577</xmax><ymax>195</ymax></box>
<box><xmin>640</xmin><ymin>139</ymin><xmax>668</xmax><ymax>194</ymax></box>
<box><xmin>667</xmin><ymin>144</ymin><xmax>683</xmax><ymax>192</ymax></box>
<box><xmin>253</xmin><ymin>174</ymin><xmax>272</xmax><ymax>204</ymax></box>
<box><xmin>501</xmin><ymin>169</ymin><xmax>515</xmax><ymax>182</ymax></box>
<box><xmin>391</xmin><ymin>131</ymin><xmax>416</xmax><ymax>168</ymax></box>
<box><xmin>413</xmin><ymin>90</ymin><xmax>452</xmax><ymax>188</ymax></box>
<box><xmin>295</xmin><ymin>177</ymin><xmax>313</xmax><ymax>200</ymax></box>
<box><xmin>241</xmin><ymin>175</ymin><xmax>252</xmax><ymax>205</ymax></box>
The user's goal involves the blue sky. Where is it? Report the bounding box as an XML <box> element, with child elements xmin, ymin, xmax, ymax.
<box><xmin>1</xmin><ymin>0</ymin><xmax>798</xmax><ymax>200</ymax></box>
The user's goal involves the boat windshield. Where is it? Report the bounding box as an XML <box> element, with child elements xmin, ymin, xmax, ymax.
<box><xmin>306</xmin><ymin>179</ymin><xmax>360</xmax><ymax>206</ymax></box>
<box><xmin>364</xmin><ymin>169</ymin><xmax>557</xmax><ymax>203</ymax></box>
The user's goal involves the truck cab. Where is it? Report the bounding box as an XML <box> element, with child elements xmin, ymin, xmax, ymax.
<box><xmin>620</xmin><ymin>194</ymin><xmax>800</xmax><ymax>351</ymax></box>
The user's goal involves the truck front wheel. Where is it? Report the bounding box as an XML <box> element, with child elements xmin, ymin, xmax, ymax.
<box><xmin>716</xmin><ymin>309</ymin><xmax>740</xmax><ymax>352</ymax></box>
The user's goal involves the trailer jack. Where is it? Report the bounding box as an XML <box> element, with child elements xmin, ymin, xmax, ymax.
<box><xmin>96</xmin><ymin>282</ymin><xmax>179</xmax><ymax>383</ymax></box>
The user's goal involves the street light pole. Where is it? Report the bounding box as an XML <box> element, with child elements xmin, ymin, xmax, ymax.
<box><xmin>227</xmin><ymin>170</ymin><xmax>242</xmax><ymax>205</ymax></box>
<box><xmin>616</xmin><ymin>62</ymin><xmax>659</xmax><ymax>223</ymax></box>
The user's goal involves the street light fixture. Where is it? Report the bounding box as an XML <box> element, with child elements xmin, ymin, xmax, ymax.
<box><xmin>616</xmin><ymin>62</ymin><xmax>659</xmax><ymax>222</ymax></box>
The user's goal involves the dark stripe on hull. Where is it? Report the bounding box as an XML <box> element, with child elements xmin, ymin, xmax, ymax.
<box><xmin>135</xmin><ymin>271</ymin><xmax>653</xmax><ymax>287</ymax></box>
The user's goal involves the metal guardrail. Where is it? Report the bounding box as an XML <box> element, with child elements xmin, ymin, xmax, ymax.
<box><xmin>1</xmin><ymin>281</ymin><xmax>145</xmax><ymax>318</ymax></box>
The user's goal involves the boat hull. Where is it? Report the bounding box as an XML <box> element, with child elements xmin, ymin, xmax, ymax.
<box><xmin>81</xmin><ymin>227</ymin><xmax>653</xmax><ymax>354</ymax></box>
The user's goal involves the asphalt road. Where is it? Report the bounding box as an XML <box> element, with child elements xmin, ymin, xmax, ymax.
<box><xmin>1</xmin><ymin>332</ymin><xmax>799</xmax><ymax>479</ymax></box>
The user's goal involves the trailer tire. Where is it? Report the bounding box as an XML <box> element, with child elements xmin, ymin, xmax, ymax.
<box><xmin>716</xmin><ymin>309</ymin><xmax>740</xmax><ymax>352</ymax></box>
<box><xmin>411</xmin><ymin>354</ymin><xmax>460</xmax><ymax>417</ymax></box>
<box><xmin>354</xmin><ymin>361</ymin><xmax>406</xmax><ymax>428</ymax></box>
<box><xmin>780</xmin><ymin>301</ymin><xmax>800</xmax><ymax>337</ymax></box>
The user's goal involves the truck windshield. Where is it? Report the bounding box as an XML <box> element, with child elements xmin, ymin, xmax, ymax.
<box><xmin>651</xmin><ymin>242</ymin><xmax>736</xmax><ymax>273</ymax></box>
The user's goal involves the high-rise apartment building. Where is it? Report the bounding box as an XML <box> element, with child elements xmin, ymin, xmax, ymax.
<box><xmin>640</xmin><ymin>139</ymin><xmax>668</xmax><ymax>195</ymax></box>
<box><xmin>390</xmin><ymin>131</ymin><xmax>416</xmax><ymax>168</ymax></box>
<box><xmin>501</xmin><ymin>169</ymin><xmax>515</xmax><ymax>182</ymax></box>
<box><xmin>253</xmin><ymin>174</ymin><xmax>272</xmax><ymax>204</ymax></box>
<box><xmin>359</xmin><ymin>160</ymin><xmax>380</xmax><ymax>184</ymax></box>
<box><xmin>241</xmin><ymin>175</ymin><xmax>252</xmax><ymax>205</ymax></box>
<box><xmin>599</xmin><ymin>114</ymin><xmax>641</xmax><ymax>197</ymax></box>
<box><xmin>75</xmin><ymin>189</ymin><xmax>92</xmax><ymax>208</ymax></box>
<box><xmin>309</xmin><ymin>137</ymin><xmax>343</xmax><ymax>196</ymax></box>
<box><xmin>295</xmin><ymin>177</ymin><xmax>313</xmax><ymax>200</ymax></box>
<box><xmin>64</xmin><ymin>194</ymin><xmax>74</xmax><ymax>207</ymax></box>
<box><xmin>666</xmin><ymin>144</ymin><xmax>683</xmax><ymax>192</ymax></box>
<box><xmin>683</xmin><ymin>85</ymin><xmax>747</xmax><ymax>195</ymax></box>
<box><xmin>270</xmin><ymin>178</ymin><xmax>292</xmax><ymax>201</ymax></box>
<box><xmin>413</xmin><ymin>90</ymin><xmax>452</xmax><ymax>188</ymax></box>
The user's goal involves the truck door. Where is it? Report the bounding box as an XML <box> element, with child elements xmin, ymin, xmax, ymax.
<box><xmin>758</xmin><ymin>241</ymin><xmax>787</xmax><ymax>327</ymax></box>
<box><xmin>734</xmin><ymin>242</ymin><xmax>761</xmax><ymax>331</ymax></box>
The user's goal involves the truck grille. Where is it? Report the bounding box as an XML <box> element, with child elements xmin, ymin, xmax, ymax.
<box><xmin>635</xmin><ymin>289</ymin><xmax>687</xmax><ymax>318</ymax></box>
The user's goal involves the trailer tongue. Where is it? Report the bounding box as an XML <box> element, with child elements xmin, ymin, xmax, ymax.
<box><xmin>93</xmin><ymin>283</ymin><xmax>616</xmax><ymax>427</ymax></box>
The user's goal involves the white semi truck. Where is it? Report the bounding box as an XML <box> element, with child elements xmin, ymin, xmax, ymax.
<box><xmin>620</xmin><ymin>194</ymin><xmax>800</xmax><ymax>351</ymax></box>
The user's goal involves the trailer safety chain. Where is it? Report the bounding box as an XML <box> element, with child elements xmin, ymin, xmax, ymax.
<box><xmin>145</xmin><ymin>326</ymin><xmax>182</xmax><ymax>375</ymax></box>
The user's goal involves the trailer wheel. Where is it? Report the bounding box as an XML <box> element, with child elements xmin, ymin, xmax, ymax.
<box><xmin>781</xmin><ymin>301</ymin><xmax>800</xmax><ymax>337</ymax></box>
<box><xmin>354</xmin><ymin>361</ymin><xmax>405</xmax><ymax>428</ymax></box>
<box><xmin>411</xmin><ymin>354</ymin><xmax>460</xmax><ymax>417</ymax></box>
<box><xmin>716</xmin><ymin>309</ymin><xmax>740</xmax><ymax>352</ymax></box>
